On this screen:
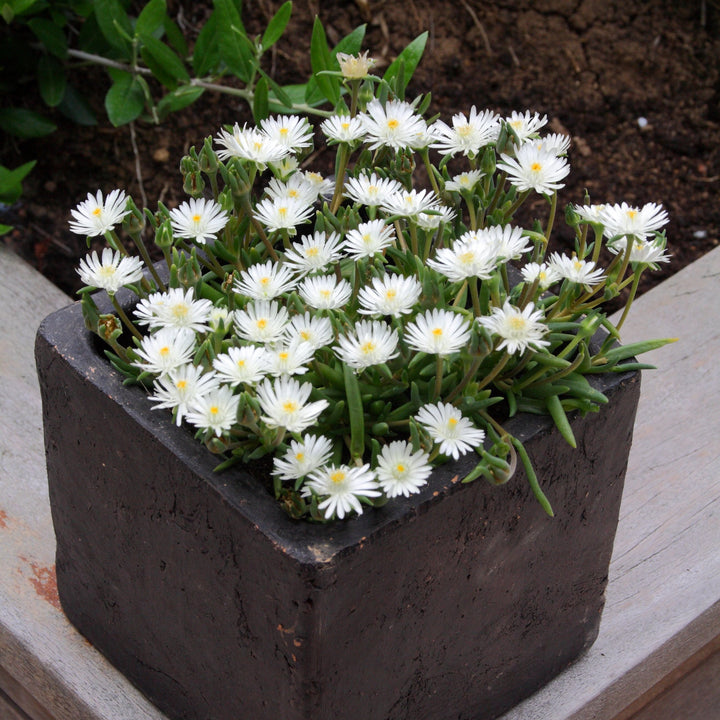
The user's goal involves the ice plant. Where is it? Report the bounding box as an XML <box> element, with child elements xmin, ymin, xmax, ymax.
<box><xmin>74</xmin><ymin>51</ymin><xmax>674</xmax><ymax>523</ymax></box>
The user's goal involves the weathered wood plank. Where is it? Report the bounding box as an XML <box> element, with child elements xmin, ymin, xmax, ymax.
<box><xmin>501</xmin><ymin>245</ymin><xmax>720</xmax><ymax>719</ymax></box>
<box><xmin>0</xmin><ymin>247</ymin><xmax>168</xmax><ymax>720</ymax></box>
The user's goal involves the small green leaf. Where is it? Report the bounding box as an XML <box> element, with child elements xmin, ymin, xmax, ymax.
<box><xmin>156</xmin><ymin>85</ymin><xmax>204</xmax><ymax>119</ymax></box>
<box><xmin>28</xmin><ymin>17</ymin><xmax>68</xmax><ymax>59</ymax></box>
<box><xmin>214</xmin><ymin>0</ymin><xmax>254</xmax><ymax>82</ymax></box>
<box><xmin>383</xmin><ymin>31</ymin><xmax>428</xmax><ymax>94</ymax></box>
<box><xmin>140</xmin><ymin>33</ymin><xmax>190</xmax><ymax>89</ymax></box>
<box><xmin>545</xmin><ymin>394</ymin><xmax>576</xmax><ymax>448</ymax></box>
<box><xmin>163</xmin><ymin>16</ymin><xmax>188</xmax><ymax>57</ymax></box>
<box><xmin>93</xmin><ymin>0</ymin><xmax>133</xmax><ymax>54</ymax></box>
<box><xmin>192</xmin><ymin>12</ymin><xmax>221</xmax><ymax>76</ymax></box>
<box><xmin>0</xmin><ymin>160</ymin><xmax>36</xmax><ymax>204</ymax></box>
<box><xmin>0</xmin><ymin>224</ymin><xmax>13</xmax><ymax>235</ymax></box>
<box><xmin>252</xmin><ymin>76</ymin><xmax>269</xmax><ymax>123</ymax></box>
<box><xmin>344</xmin><ymin>363</ymin><xmax>365</xmax><ymax>461</ymax></box>
<box><xmin>105</xmin><ymin>72</ymin><xmax>145</xmax><ymax>126</ymax></box>
<box><xmin>57</xmin><ymin>84</ymin><xmax>97</xmax><ymax>125</ymax></box>
<box><xmin>261</xmin><ymin>0</ymin><xmax>292</xmax><ymax>51</ymax></box>
<box><xmin>135</xmin><ymin>0</ymin><xmax>166</xmax><ymax>37</ymax></box>
<box><xmin>310</xmin><ymin>17</ymin><xmax>339</xmax><ymax>105</ymax></box>
<box><xmin>37</xmin><ymin>54</ymin><xmax>66</xmax><ymax>107</ymax></box>
<box><xmin>333</xmin><ymin>23</ymin><xmax>366</xmax><ymax>57</ymax></box>
<box><xmin>0</xmin><ymin>108</ymin><xmax>56</xmax><ymax>138</ymax></box>
<box><xmin>257</xmin><ymin>67</ymin><xmax>292</xmax><ymax>109</ymax></box>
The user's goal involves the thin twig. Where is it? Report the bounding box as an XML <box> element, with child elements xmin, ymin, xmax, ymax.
<box><xmin>129</xmin><ymin>122</ymin><xmax>148</xmax><ymax>208</ymax></box>
<box><xmin>460</xmin><ymin>0</ymin><xmax>493</xmax><ymax>57</ymax></box>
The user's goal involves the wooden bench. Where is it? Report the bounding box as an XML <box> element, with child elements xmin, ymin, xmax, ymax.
<box><xmin>1</xmin><ymin>243</ymin><xmax>718</xmax><ymax>719</ymax></box>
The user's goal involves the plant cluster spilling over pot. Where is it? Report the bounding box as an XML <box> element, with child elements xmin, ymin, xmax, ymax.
<box><xmin>37</xmin><ymin>37</ymin><xmax>672</xmax><ymax>720</ymax></box>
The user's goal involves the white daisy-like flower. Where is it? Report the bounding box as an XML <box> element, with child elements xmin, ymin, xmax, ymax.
<box><xmin>381</xmin><ymin>188</ymin><xmax>440</xmax><ymax>219</ymax></box>
<box><xmin>375</xmin><ymin>440</ymin><xmax>432</xmax><ymax>498</ymax></box>
<box><xmin>548</xmin><ymin>252</ymin><xmax>606</xmax><ymax>288</ymax></box>
<box><xmin>133</xmin><ymin>326</ymin><xmax>197</xmax><ymax>376</ymax></box>
<box><xmin>430</xmin><ymin>106</ymin><xmax>499</xmax><ymax>157</ymax></box>
<box><xmin>336</xmin><ymin>50</ymin><xmax>376</xmax><ymax>79</ymax></box>
<box><xmin>77</xmin><ymin>248</ymin><xmax>144</xmax><ymax>294</ymax></box>
<box><xmin>484</xmin><ymin>224</ymin><xmax>533</xmax><ymax>263</ymax></box>
<box><xmin>208</xmin><ymin>306</ymin><xmax>232</xmax><ymax>334</ymax></box>
<box><xmin>298</xmin><ymin>275</ymin><xmax>352</xmax><ymax>310</ymax></box>
<box><xmin>416</xmin><ymin>205</ymin><xmax>457</xmax><ymax>231</ymax></box>
<box><xmin>212</xmin><ymin>345</ymin><xmax>270</xmax><ymax>387</ymax></box>
<box><xmin>269</xmin><ymin>155</ymin><xmax>299</xmax><ymax>180</ymax></box>
<box><xmin>321</xmin><ymin>114</ymin><xmax>366</xmax><ymax>144</ymax></box>
<box><xmin>148</xmin><ymin>363</ymin><xmax>220</xmax><ymax>425</ymax></box>
<box><xmin>134</xmin><ymin>287</ymin><xmax>213</xmax><ymax>332</ymax></box>
<box><xmin>361</xmin><ymin>99</ymin><xmax>428</xmax><ymax>152</ymax></box>
<box><xmin>253</xmin><ymin>195</ymin><xmax>314</xmax><ymax>234</ymax></box>
<box><xmin>302</xmin><ymin>464</ymin><xmax>381</xmax><ymax>520</ymax></box>
<box><xmin>574</xmin><ymin>203</ymin><xmax>607</xmax><ymax>225</ymax></box>
<box><xmin>444</xmin><ymin>170</ymin><xmax>485</xmax><ymax>193</ymax></box>
<box><xmin>260</xmin><ymin>115</ymin><xmax>314</xmax><ymax>153</ymax></box>
<box><xmin>282</xmin><ymin>313</ymin><xmax>334</xmax><ymax>350</ymax></box>
<box><xmin>427</xmin><ymin>237</ymin><xmax>497</xmax><ymax>282</ymax></box>
<box><xmin>69</xmin><ymin>189</ymin><xmax>130</xmax><ymax>237</ymax></box>
<box><xmin>265</xmin><ymin>340</ymin><xmax>315</xmax><ymax>377</ymax></box>
<box><xmin>215</xmin><ymin>123</ymin><xmax>288</xmax><ymax>167</ymax></box>
<box><xmin>344</xmin><ymin>172</ymin><xmax>404</xmax><ymax>207</ymax></box>
<box><xmin>272</xmin><ymin>434</ymin><xmax>334</xmax><ymax>481</ymax></box>
<box><xmin>169</xmin><ymin>197</ymin><xmax>229</xmax><ymax>245</ymax></box>
<box><xmin>404</xmin><ymin>309</ymin><xmax>472</xmax><ymax>356</ymax></box>
<box><xmin>283</xmin><ymin>231</ymin><xmax>344</xmax><ymax>276</ymax></box>
<box><xmin>264</xmin><ymin>175</ymin><xmax>318</xmax><ymax>206</ymax></box>
<box><xmin>185</xmin><ymin>384</ymin><xmax>240</xmax><ymax>437</ymax></box>
<box><xmin>300</xmin><ymin>170</ymin><xmax>335</xmax><ymax>201</ymax></box>
<box><xmin>477</xmin><ymin>300</ymin><xmax>550</xmax><ymax>355</ymax></box>
<box><xmin>505</xmin><ymin>110</ymin><xmax>548</xmax><ymax>143</ymax></box>
<box><xmin>496</xmin><ymin>142</ymin><xmax>570</xmax><ymax>195</ymax></box>
<box><xmin>528</xmin><ymin>132</ymin><xmax>571</xmax><ymax>156</ymax></box>
<box><xmin>233</xmin><ymin>260</ymin><xmax>297</xmax><ymax>300</ymax></box>
<box><xmin>607</xmin><ymin>237</ymin><xmax>671</xmax><ymax>268</ymax></box>
<box><xmin>598</xmin><ymin>202</ymin><xmax>669</xmax><ymax>243</ymax></box>
<box><xmin>255</xmin><ymin>376</ymin><xmax>329</xmax><ymax>433</ymax></box>
<box><xmin>234</xmin><ymin>300</ymin><xmax>289</xmax><ymax>343</ymax></box>
<box><xmin>520</xmin><ymin>261</ymin><xmax>561</xmax><ymax>289</ymax></box>
<box><xmin>415</xmin><ymin>402</ymin><xmax>486</xmax><ymax>460</ymax></box>
<box><xmin>334</xmin><ymin>319</ymin><xmax>400</xmax><ymax>370</ymax></box>
<box><xmin>342</xmin><ymin>219</ymin><xmax>396</xmax><ymax>259</ymax></box>
<box><xmin>358</xmin><ymin>274</ymin><xmax>422</xmax><ymax>317</ymax></box>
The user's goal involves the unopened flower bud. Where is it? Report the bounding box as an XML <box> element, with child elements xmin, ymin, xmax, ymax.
<box><xmin>337</xmin><ymin>51</ymin><xmax>375</xmax><ymax>79</ymax></box>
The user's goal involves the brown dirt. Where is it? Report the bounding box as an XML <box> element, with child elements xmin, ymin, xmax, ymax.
<box><xmin>3</xmin><ymin>0</ymin><xmax>719</xmax><ymax>297</ymax></box>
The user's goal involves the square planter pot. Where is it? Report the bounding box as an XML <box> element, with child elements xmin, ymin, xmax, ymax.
<box><xmin>35</xmin><ymin>290</ymin><xmax>640</xmax><ymax>720</ymax></box>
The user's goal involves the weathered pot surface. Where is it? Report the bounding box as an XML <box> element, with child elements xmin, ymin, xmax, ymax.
<box><xmin>35</xmin><ymin>290</ymin><xmax>640</xmax><ymax>720</ymax></box>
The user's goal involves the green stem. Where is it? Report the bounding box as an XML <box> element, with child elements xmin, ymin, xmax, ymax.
<box><xmin>111</xmin><ymin>295</ymin><xmax>143</xmax><ymax>341</ymax></box>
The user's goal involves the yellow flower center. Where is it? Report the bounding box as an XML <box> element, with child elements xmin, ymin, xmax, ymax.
<box><xmin>361</xmin><ymin>341</ymin><xmax>376</xmax><ymax>354</ymax></box>
<box><xmin>509</xmin><ymin>317</ymin><xmax>527</xmax><ymax>331</ymax></box>
<box><xmin>530</xmin><ymin>162</ymin><xmax>542</xmax><ymax>172</ymax></box>
<box><xmin>176</xmin><ymin>379</ymin><xmax>187</xmax><ymax>389</ymax></box>
<box><xmin>192</xmin><ymin>213</ymin><xmax>201</xmax><ymax>223</ymax></box>
<box><xmin>306</xmin><ymin>247</ymin><xmax>320</xmax><ymax>257</ymax></box>
<box><xmin>341</xmin><ymin>122</ymin><xmax>350</xmax><ymax>131</ymax></box>
<box><xmin>98</xmin><ymin>266</ymin><xmax>116</xmax><ymax>278</ymax></box>
<box><xmin>283</xmin><ymin>401</ymin><xmax>298</xmax><ymax>413</ymax></box>
<box><xmin>396</xmin><ymin>463</ymin><xmax>406</xmax><ymax>474</ymax></box>
<box><xmin>279</xmin><ymin>127</ymin><xmax>289</xmax><ymax>136</ymax></box>
<box><xmin>279</xmin><ymin>352</ymin><xmax>289</xmax><ymax>361</ymax></box>
<box><xmin>320</xmin><ymin>289</ymin><xmax>331</xmax><ymax>298</ymax></box>
<box><xmin>457</xmin><ymin>124</ymin><xmax>473</xmax><ymax>138</ymax></box>
<box><xmin>459</xmin><ymin>251</ymin><xmax>475</xmax><ymax>264</ymax></box>
<box><xmin>171</xmin><ymin>304</ymin><xmax>189</xmax><ymax>319</ymax></box>
<box><xmin>288</xmin><ymin>189</ymin><xmax>299</xmax><ymax>198</ymax></box>
<box><xmin>387</xmin><ymin>119</ymin><xmax>399</xmax><ymax>130</ymax></box>
<box><xmin>209</xmin><ymin>405</ymin><xmax>219</xmax><ymax>416</ymax></box>
<box><xmin>331</xmin><ymin>470</ymin><xmax>346</xmax><ymax>484</ymax></box>
<box><xmin>432</xmin><ymin>327</ymin><xmax>443</xmax><ymax>337</ymax></box>
<box><xmin>253</xmin><ymin>141</ymin><xmax>263</xmax><ymax>152</ymax></box>
<box><xmin>278</xmin><ymin>207</ymin><xmax>287</xmax><ymax>218</ymax></box>
<box><xmin>92</xmin><ymin>207</ymin><xmax>102</xmax><ymax>216</ymax></box>
<box><xmin>237</xmin><ymin>359</ymin><xmax>246</xmax><ymax>367</ymax></box>
<box><xmin>260</xmin><ymin>277</ymin><xmax>270</xmax><ymax>286</ymax></box>
<box><xmin>385</xmin><ymin>289</ymin><xmax>397</xmax><ymax>299</ymax></box>
<box><xmin>295</xmin><ymin>452</ymin><xmax>305</xmax><ymax>462</ymax></box>
<box><xmin>159</xmin><ymin>346</ymin><xmax>170</xmax><ymax>356</ymax></box>
<box><xmin>256</xmin><ymin>318</ymin><xmax>268</xmax><ymax>329</ymax></box>
<box><xmin>300</xmin><ymin>330</ymin><xmax>311</xmax><ymax>341</ymax></box>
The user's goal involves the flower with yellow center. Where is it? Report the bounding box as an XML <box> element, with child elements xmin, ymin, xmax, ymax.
<box><xmin>477</xmin><ymin>300</ymin><xmax>550</xmax><ymax>355</ymax></box>
<box><xmin>404</xmin><ymin>308</ymin><xmax>473</xmax><ymax>356</ymax></box>
<box><xmin>69</xmin><ymin>189</ymin><xmax>130</xmax><ymax>237</ymax></box>
<box><xmin>149</xmin><ymin>363</ymin><xmax>220</xmax><ymax>425</ymax></box>
<box><xmin>255</xmin><ymin>376</ymin><xmax>329</xmax><ymax>433</ymax></box>
<box><xmin>336</xmin><ymin>51</ymin><xmax>376</xmax><ymax>79</ymax></box>
<box><xmin>213</xmin><ymin>345</ymin><xmax>269</xmax><ymax>387</ymax></box>
<box><xmin>77</xmin><ymin>247</ymin><xmax>144</xmax><ymax>294</ymax></box>
<box><xmin>376</xmin><ymin>441</ymin><xmax>432</xmax><ymax>498</ymax></box>
<box><xmin>415</xmin><ymin>402</ymin><xmax>486</xmax><ymax>460</ymax></box>
<box><xmin>272</xmin><ymin>435</ymin><xmax>334</xmax><ymax>481</ymax></box>
<box><xmin>358</xmin><ymin>273</ymin><xmax>422</xmax><ymax>317</ymax></box>
<box><xmin>302</xmin><ymin>463</ymin><xmax>380</xmax><ymax>520</ymax></box>
<box><xmin>185</xmin><ymin>385</ymin><xmax>240</xmax><ymax>437</ymax></box>
<box><xmin>234</xmin><ymin>260</ymin><xmax>297</xmax><ymax>300</ymax></box>
<box><xmin>169</xmin><ymin>197</ymin><xmax>229</xmax><ymax>245</ymax></box>
<box><xmin>497</xmin><ymin>142</ymin><xmax>569</xmax><ymax>195</ymax></box>
<box><xmin>361</xmin><ymin>99</ymin><xmax>428</xmax><ymax>151</ymax></box>
<box><xmin>334</xmin><ymin>319</ymin><xmax>399</xmax><ymax>370</ymax></box>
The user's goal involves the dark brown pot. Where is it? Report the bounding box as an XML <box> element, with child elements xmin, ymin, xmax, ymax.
<box><xmin>35</xmin><ymin>291</ymin><xmax>640</xmax><ymax>720</ymax></box>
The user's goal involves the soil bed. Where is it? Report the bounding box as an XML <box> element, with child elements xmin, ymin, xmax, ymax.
<box><xmin>3</xmin><ymin>0</ymin><xmax>719</xmax><ymax>297</ymax></box>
